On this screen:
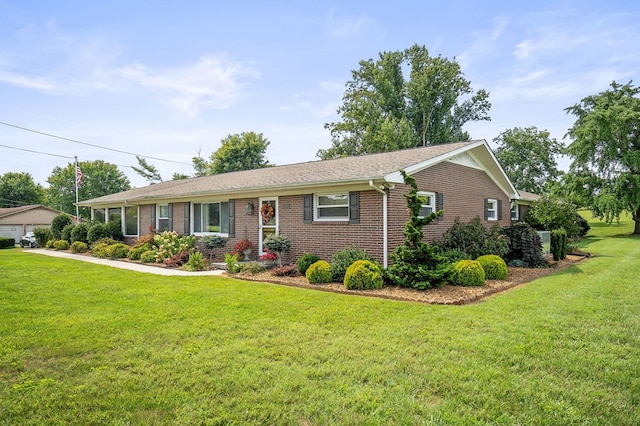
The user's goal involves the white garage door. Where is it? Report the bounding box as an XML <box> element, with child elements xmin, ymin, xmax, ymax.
<box><xmin>0</xmin><ymin>225</ymin><xmax>23</xmax><ymax>244</ymax></box>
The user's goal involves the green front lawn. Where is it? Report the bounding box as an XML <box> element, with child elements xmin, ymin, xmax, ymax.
<box><xmin>1</xmin><ymin>217</ymin><xmax>638</xmax><ymax>425</ymax></box>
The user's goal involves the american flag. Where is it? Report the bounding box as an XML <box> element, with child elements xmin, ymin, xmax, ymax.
<box><xmin>75</xmin><ymin>164</ymin><xmax>84</xmax><ymax>186</ymax></box>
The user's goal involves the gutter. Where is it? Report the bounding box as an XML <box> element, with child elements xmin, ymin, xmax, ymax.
<box><xmin>369</xmin><ymin>180</ymin><xmax>388</xmax><ymax>268</ymax></box>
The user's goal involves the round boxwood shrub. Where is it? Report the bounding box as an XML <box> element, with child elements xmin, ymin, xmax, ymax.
<box><xmin>52</xmin><ymin>240</ymin><xmax>70</xmax><ymax>251</ymax></box>
<box><xmin>140</xmin><ymin>249</ymin><xmax>158</xmax><ymax>263</ymax></box>
<box><xmin>88</xmin><ymin>224</ymin><xmax>110</xmax><ymax>246</ymax></box>
<box><xmin>91</xmin><ymin>242</ymin><xmax>109</xmax><ymax>258</ymax></box>
<box><xmin>297</xmin><ymin>252</ymin><xmax>320</xmax><ymax>275</ymax></box>
<box><xmin>70</xmin><ymin>241</ymin><xmax>88</xmax><ymax>254</ymax></box>
<box><xmin>344</xmin><ymin>260</ymin><xmax>383</xmax><ymax>290</ymax></box>
<box><xmin>451</xmin><ymin>259</ymin><xmax>485</xmax><ymax>287</ymax></box>
<box><xmin>306</xmin><ymin>260</ymin><xmax>333</xmax><ymax>284</ymax></box>
<box><xmin>330</xmin><ymin>246</ymin><xmax>373</xmax><ymax>282</ymax></box>
<box><xmin>107</xmin><ymin>243</ymin><xmax>130</xmax><ymax>259</ymax></box>
<box><xmin>476</xmin><ymin>254</ymin><xmax>508</xmax><ymax>280</ymax></box>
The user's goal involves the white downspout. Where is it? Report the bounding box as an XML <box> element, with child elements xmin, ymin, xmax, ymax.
<box><xmin>369</xmin><ymin>180</ymin><xmax>388</xmax><ymax>268</ymax></box>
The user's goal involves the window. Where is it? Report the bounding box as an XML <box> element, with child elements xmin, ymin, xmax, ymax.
<box><xmin>486</xmin><ymin>198</ymin><xmax>498</xmax><ymax>221</ymax></box>
<box><xmin>417</xmin><ymin>191</ymin><xmax>436</xmax><ymax>218</ymax></box>
<box><xmin>124</xmin><ymin>206</ymin><xmax>138</xmax><ymax>236</ymax></box>
<box><xmin>194</xmin><ymin>202</ymin><xmax>229</xmax><ymax>234</ymax></box>
<box><xmin>315</xmin><ymin>194</ymin><xmax>349</xmax><ymax>221</ymax></box>
<box><xmin>158</xmin><ymin>204</ymin><xmax>170</xmax><ymax>231</ymax></box>
<box><xmin>510</xmin><ymin>201</ymin><xmax>518</xmax><ymax>221</ymax></box>
<box><xmin>93</xmin><ymin>208</ymin><xmax>105</xmax><ymax>223</ymax></box>
<box><xmin>108</xmin><ymin>207</ymin><xmax>121</xmax><ymax>225</ymax></box>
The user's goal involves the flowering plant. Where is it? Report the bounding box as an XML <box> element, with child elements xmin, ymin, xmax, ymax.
<box><xmin>259</xmin><ymin>249</ymin><xmax>278</xmax><ymax>262</ymax></box>
<box><xmin>232</xmin><ymin>239</ymin><xmax>253</xmax><ymax>255</ymax></box>
<box><xmin>260</xmin><ymin>202</ymin><xmax>275</xmax><ymax>223</ymax></box>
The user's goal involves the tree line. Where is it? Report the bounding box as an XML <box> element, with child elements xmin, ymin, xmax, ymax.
<box><xmin>2</xmin><ymin>44</ymin><xmax>638</xmax><ymax>233</ymax></box>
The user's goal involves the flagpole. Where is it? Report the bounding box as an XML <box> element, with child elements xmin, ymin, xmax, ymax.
<box><xmin>74</xmin><ymin>156</ymin><xmax>80</xmax><ymax>223</ymax></box>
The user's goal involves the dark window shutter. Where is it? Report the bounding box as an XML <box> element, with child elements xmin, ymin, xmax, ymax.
<box><xmin>228</xmin><ymin>200</ymin><xmax>235</xmax><ymax>238</ymax></box>
<box><xmin>168</xmin><ymin>203</ymin><xmax>173</xmax><ymax>231</ymax></box>
<box><xmin>497</xmin><ymin>199</ymin><xmax>503</xmax><ymax>220</ymax></box>
<box><xmin>184</xmin><ymin>203</ymin><xmax>190</xmax><ymax>234</ymax></box>
<box><xmin>349</xmin><ymin>192</ymin><xmax>360</xmax><ymax>224</ymax></box>
<box><xmin>150</xmin><ymin>205</ymin><xmax>156</xmax><ymax>231</ymax></box>
<box><xmin>303</xmin><ymin>195</ymin><xmax>313</xmax><ymax>223</ymax></box>
<box><xmin>436</xmin><ymin>192</ymin><xmax>444</xmax><ymax>221</ymax></box>
<box><xmin>484</xmin><ymin>198</ymin><xmax>489</xmax><ymax>220</ymax></box>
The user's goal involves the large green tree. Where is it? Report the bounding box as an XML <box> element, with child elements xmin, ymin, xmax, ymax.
<box><xmin>46</xmin><ymin>160</ymin><xmax>131</xmax><ymax>220</ymax></box>
<box><xmin>318</xmin><ymin>44</ymin><xmax>491</xmax><ymax>159</ymax></box>
<box><xmin>565</xmin><ymin>81</ymin><xmax>640</xmax><ymax>234</ymax></box>
<box><xmin>0</xmin><ymin>172</ymin><xmax>45</xmax><ymax>207</ymax></box>
<box><xmin>193</xmin><ymin>131</ymin><xmax>271</xmax><ymax>176</ymax></box>
<box><xmin>493</xmin><ymin>126</ymin><xmax>563</xmax><ymax>194</ymax></box>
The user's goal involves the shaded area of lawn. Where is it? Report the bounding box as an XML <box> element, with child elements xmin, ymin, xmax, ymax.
<box><xmin>0</xmin><ymin>217</ymin><xmax>639</xmax><ymax>424</ymax></box>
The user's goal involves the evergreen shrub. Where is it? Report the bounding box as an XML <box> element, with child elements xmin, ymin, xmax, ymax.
<box><xmin>476</xmin><ymin>254</ymin><xmax>508</xmax><ymax>280</ymax></box>
<box><xmin>330</xmin><ymin>246</ymin><xmax>373</xmax><ymax>282</ymax></box>
<box><xmin>451</xmin><ymin>260</ymin><xmax>485</xmax><ymax>287</ymax></box>
<box><xmin>344</xmin><ymin>260</ymin><xmax>383</xmax><ymax>290</ymax></box>
<box><xmin>140</xmin><ymin>250</ymin><xmax>158</xmax><ymax>263</ymax></box>
<box><xmin>107</xmin><ymin>243</ymin><xmax>130</xmax><ymax>259</ymax></box>
<box><xmin>53</xmin><ymin>240</ymin><xmax>70</xmax><ymax>251</ymax></box>
<box><xmin>551</xmin><ymin>228</ymin><xmax>569</xmax><ymax>261</ymax></box>
<box><xmin>70</xmin><ymin>223</ymin><xmax>89</xmax><ymax>243</ymax></box>
<box><xmin>502</xmin><ymin>223</ymin><xmax>548</xmax><ymax>268</ymax></box>
<box><xmin>61</xmin><ymin>224</ymin><xmax>74</xmax><ymax>242</ymax></box>
<box><xmin>70</xmin><ymin>241</ymin><xmax>88</xmax><ymax>254</ymax></box>
<box><xmin>297</xmin><ymin>253</ymin><xmax>321</xmax><ymax>275</ymax></box>
<box><xmin>306</xmin><ymin>260</ymin><xmax>333</xmax><ymax>284</ymax></box>
<box><xmin>33</xmin><ymin>227</ymin><xmax>53</xmax><ymax>248</ymax></box>
<box><xmin>0</xmin><ymin>237</ymin><xmax>15</xmax><ymax>249</ymax></box>
<box><xmin>51</xmin><ymin>214</ymin><xmax>73</xmax><ymax>240</ymax></box>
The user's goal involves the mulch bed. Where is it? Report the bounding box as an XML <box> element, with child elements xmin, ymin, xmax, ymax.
<box><xmin>232</xmin><ymin>255</ymin><xmax>588</xmax><ymax>305</ymax></box>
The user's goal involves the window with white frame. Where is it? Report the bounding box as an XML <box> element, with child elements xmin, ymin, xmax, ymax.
<box><xmin>193</xmin><ymin>202</ymin><xmax>229</xmax><ymax>233</ymax></box>
<box><xmin>417</xmin><ymin>191</ymin><xmax>436</xmax><ymax>218</ymax></box>
<box><xmin>486</xmin><ymin>198</ymin><xmax>498</xmax><ymax>221</ymax></box>
<box><xmin>315</xmin><ymin>194</ymin><xmax>349</xmax><ymax>221</ymax></box>
<box><xmin>158</xmin><ymin>204</ymin><xmax>170</xmax><ymax>231</ymax></box>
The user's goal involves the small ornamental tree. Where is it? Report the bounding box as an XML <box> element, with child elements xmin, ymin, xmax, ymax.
<box><xmin>263</xmin><ymin>234</ymin><xmax>292</xmax><ymax>266</ymax></box>
<box><xmin>386</xmin><ymin>171</ymin><xmax>451</xmax><ymax>289</ymax></box>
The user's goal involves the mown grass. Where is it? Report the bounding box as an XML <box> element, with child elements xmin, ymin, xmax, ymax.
<box><xmin>1</xmin><ymin>216</ymin><xmax>638</xmax><ymax>425</ymax></box>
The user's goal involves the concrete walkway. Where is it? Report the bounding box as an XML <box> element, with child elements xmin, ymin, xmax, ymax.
<box><xmin>25</xmin><ymin>249</ymin><xmax>225</xmax><ymax>276</ymax></box>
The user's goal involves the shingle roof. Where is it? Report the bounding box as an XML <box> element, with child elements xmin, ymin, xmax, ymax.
<box><xmin>0</xmin><ymin>204</ymin><xmax>61</xmax><ymax>218</ymax></box>
<box><xmin>78</xmin><ymin>141</ymin><xmax>479</xmax><ymax>205</ymax></box>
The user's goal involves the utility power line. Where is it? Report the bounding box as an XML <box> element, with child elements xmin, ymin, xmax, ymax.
<box><xmin>0</xmin><ymin>143</ymin><xmax>133</xmax><ymax>169</ymax></box>
<box><xmin>0</xmin><ymin>120</ymin><xmax>192</xmax><ymax>166</ymax></box>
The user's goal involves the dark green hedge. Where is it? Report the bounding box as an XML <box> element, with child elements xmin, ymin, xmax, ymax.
<box><xmin>0</xmin><ymin>237</ymin><xmax>16</xmax><ymax>249</ymax></box>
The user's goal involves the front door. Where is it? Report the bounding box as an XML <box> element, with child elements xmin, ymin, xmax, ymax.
<box><xmin>259</xmin><ymin>197</ymin><xmax>278</xmax><ymax>254</ymax></box>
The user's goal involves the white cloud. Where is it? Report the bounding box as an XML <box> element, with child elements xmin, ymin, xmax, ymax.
<box><xmin>457</xmin><ymin>17</ymin><xmax>507</xmax><ymax>69</ymax></box>
<box><xmin>325</xmin><ymin>11</ymin><xmax>372</xmax><ymax>38</ymax></box>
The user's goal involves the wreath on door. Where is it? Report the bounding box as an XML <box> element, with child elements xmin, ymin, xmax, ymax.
<box><xmin>260</xmin><ymin>202</ymin><xmax>275</xmax><ymax>224</ymax></box>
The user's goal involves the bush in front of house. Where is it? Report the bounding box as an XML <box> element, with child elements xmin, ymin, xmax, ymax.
<box><xmin>70</xmin><ymin>222</ymin><xmax>89</xmax><ymax>243</ymax></box>
<box><xmin>53</xmin><ymin>240</ymin><xmax>70</xmax><ymax>251</ymax></box>
<box><xmin>272</xmin><ymin>265</ymin><xmax>298</xmax><ymax>277</ymax></box>
<box><xmin>502</xmin><ymin>222</ymin><xmax>548</xmax><ymax>268</ymax></box>
<box><xmin>51</xmin><ymin>214</ymin><xmax>73</xmax><ymax>240</ymax></box>
<box><xmin>344</xmin><ymin>260</ymin><xmax>383</xmax><ymax>290</ymax></box>
<box><xmin>184</xmin><ymin>251</ymin><xmax>207</xmax><ymax>272</ymax></box>
<box><xmin>524</xmin><ymin>195</ymin><xmax>587</xmax><ymax>239</ymax></box>
<box><xmin>91</xmin><ymin>243</ymin><xmax>109</xmax><ymax>258</ymax></box>
<box><xmin>476</xmin><ymin>254</ymin><xmax>508</xmax><ymax>280</ymax></box>
<box><xmin>106</xmin><ymin>243</ymin><xmax>130</xmax><ymax>259</ymax></box>
<box><xmin>61</xmin><ymin>223</ymin><xmax>75</xmax><ymax>242</ymax></box>
<box><xmin>436</xmin><ymin>217</ymin><xmax>510</xmax><ymax>259</ymax></box>
<box><xmin>154</xmin><ymin>231</ymin><xmax>195</xmax><ymax>263</ymax></box>
<box><xmin>439</xmin><ymin>249</ymin><xmax>471</xmax><ymax>264</ymax></box>
<box><xmin>128</xmin><ymin>243</ymin><xmax>151</xmax><ymax>261</ymax></box>
<box><xmin>140</xmin><ymin>249</ymin><xmax>158</xmax><ymax>263</ymax></box>
<box><xmin>33</xmin><ymin>227</ymin><xmax>53</xmax><ymax>248</ymax></box>
<box><xmin>0</xmin><ymin>237</ymin><xmax>15</xmax><ymax>249</ymax></box>
<box><xmin>70</xmin><ymin>241</ymin><xmax>88</xmax><ymax>254</ymax></box>
<box><xmin>297</xmin><ymin>253</ymin><xmax>321</xmax><ymax>275</ymax></box>
<box><xmin>238</xmin><ymin>261</ymin><xmax>266</xmax><ymax>275</ymax></box>
<box><xmin>45</xmin><ymin>240</ymin><xmax>55</xmax><ymax>248</ymax></box>
<box><xmin>306</xmin><ymin>260</ymin><xmax>333</xmax><ymax>284</ymax></box>
<box><xmin>87</xmin><ymin>224</ymin><xmax>110</xmax><ymax>246</ymax></box>
<box><xmin>263</xmin><ymin>234</ymin><xmax>292</xmax><ymax>267</ymax></box>
<box><xmin>330</xmin><ymin>246</ymin><xmax>374</xmax><ymax>282</ymax></box>
<box><xmin>451</xmin><ymin>260</ymin><xmax>485</xmax><ymax>286</ymax></box>
<box><xmin>551</xmin><ymin>228</ymin><xmax>569</xmax><ymax>261</ymax></box>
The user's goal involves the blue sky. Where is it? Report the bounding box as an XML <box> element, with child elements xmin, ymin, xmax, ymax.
<box><xmin>1</xmin><ymin>1</ymin><xmax>639</xmax><ymax>188</ymax></box>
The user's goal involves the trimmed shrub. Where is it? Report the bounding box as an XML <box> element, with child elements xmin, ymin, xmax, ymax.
<box><xmin>106</xmin><ymin>243</ymin><xmax>130</xmax><ymax>259</ymax></box>
<box><xmin>297</xmin><ymin>253</ymin><xmax>320</xmax><ymax>275</ymax></box>
<box><xmin>87</xmin><ymin>224</ymin><xmax>110</xmax><ymax>246</ymax></box>
<box><xmin>61</xmin><ymin>224</ymin><xmax>74</xmax><ymax>242</ymax></box>
<box><xmin>45</xmin><ymin>240</ymin><xmax>55</xmax><ymax>249</ymax></box>
<box><xmin>263</xmin><ymin>234</ymin><xmax>292</xmax><ymax>266</ymax></box>
<box><xmin>239</xmin><ymin>261</ymin><xmax>266</xmax><ymax>275</ymax></box>
<box><xmin>91</xmin><ymin>243</ymin><xmax>109</xmax><ymax>258</ymax></box>
<box><xmin>451</xmin><ymin>260</ymin><xmax>485</xmax><ymax>287</ymax></box>
<box><xmin>70</xmin><ymin>241</ymin><xmax>88</xmax><ymax>254</ymax></box>
<box><xmin>272</xmin><ymin>265</ymin><xmax>299</xmax><ymax>277</ymax></box>
<box><xmin>551</xmin><ymin>228</ymin><xmax>569</xmax><ymax>261</ymax></box>
<box><xmin>0</xmin><ymin>237</ymin><xmax>15</xmax><ymax>249</ymax></box>
<box><xmin>330</xmin><ymin>246</ymin><xmax>373</xmax><ymax>282</ymax></box>
<box><xmin>306</xmin><ymin>260</ymin><xmax>333</xmax><ymax>284</ymax></box>
<box><xmin>33</xmin><ymin>227</ymin><xmax>53</xmax><ymax>247</ymax></box>
<box><xmin>344</xmin><ymin>260</ymin><xmax>383</xmax><ymax>290</ymax></box>
<box><xmin>128</xmin><ymin>243</ymin><xmax>151</xmax><ymax>261</ymax></box>
<box><xmin>51</xmin><ymin>214</ymin><xmax>73</xmax><ymax>240</ymax></box>
<box><xmin>436</xmin><ymin>217</ymin><xmax>510</xmax><ymax>259</ymax></box>
<box><xmin>476</xmin><ymin>254</ymin><xmax>508</xmax><ymax>280</ymax></box>
<box><xmin>105</xmin><ymin>221</ymin><xmax>123</xmax><ymax>241</ymax></box>
<box><xmin>140</xmin><ymin>249</ymin><xmax>158</xmax><ymax>263</ymax></box>
<box><xmin>52</xmin><ymin>240</ymin><xmax>70</xmax><ymax>251</ymax></box>
<box><xmin>502</xmin><ymin>223</ymin><xmax>548</xmax><ymax>268</ymax></box>
<box><xmin>440</xmin><ymin>249</ymin><xmax>471</xmax><ymax>264</ymax></box>
<box><xmin>70</xmin><ymin>222</ymin><xmax>89</xmax><ymax>243</ymax></box>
